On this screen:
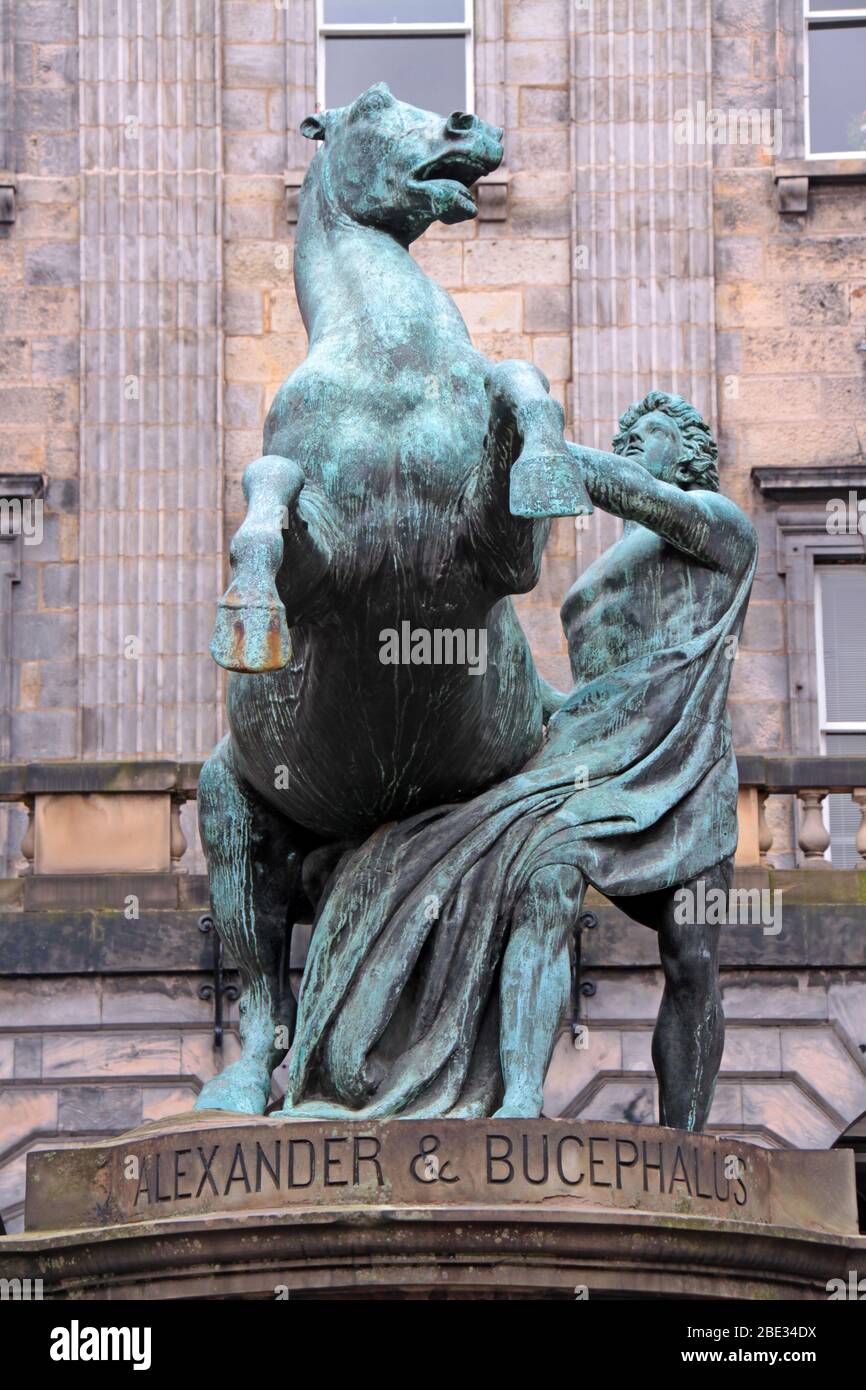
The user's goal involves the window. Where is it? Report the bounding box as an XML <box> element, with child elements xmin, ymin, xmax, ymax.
<box><xmin>816</xmin><ymin>564</ymin><xmax>866</xmax><ymax>866</ymax></box>
<box><xmin>317</xmin><ymin>1</ymin><xmax>473</xmax><ymax>114</ymax></box>
<box><xmin>804</xmin><ymin>2</ymin><xmax>866</xmax><ymax>157</ymax></box>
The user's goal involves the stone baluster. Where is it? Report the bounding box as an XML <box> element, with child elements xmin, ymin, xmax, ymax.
<box><xmin>853</xmin><ymin>788</ymin><xmax>866</xmax><ymax>867</ymax></box>
<box><xmin>758</xmin><ymin>791</ymin><xmax>773</xmax><ymax>865</ymax></box>
<box><xmin>797</xmin><ymin>789</ymin><xmax>831</xmax><ymax>868</ymax></box>
<box><xmin>19</xmin><ymin>797</ymin><xmax>34</xmax><ymax>875</ymax></box>
<box><xmin>170</xmin><ymin>795</ymin><xmax>189</xmax><ymax>874</ymax></box>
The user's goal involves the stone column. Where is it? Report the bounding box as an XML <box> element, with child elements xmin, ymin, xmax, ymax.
<box><xmin>77</xmin><ymin>0</ymin><xmax>224</xmax><ymax>758</ymax></box>
<box><xmin>569</xmin><ymin>0</ymin><xmax>717</xmax><ymax>569</ymax></box>
<box><xmin>284</xmin><ymin>0</ymin><xmax>316</xmax><ymax>173</ymax></box>
<box><xmin>0</xmin><ymin>0</ymin><xmax>12</xmax><ymax>173</ymax></box>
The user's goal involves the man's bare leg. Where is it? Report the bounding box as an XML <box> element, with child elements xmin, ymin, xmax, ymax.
<box><xmin>651</xmin><ymin>859</ymin><xmax>730</xmax><ymax>1131</ymax></box>
<box><xmin>494</xmin><ymin>863</ymin><xmax>584</xmax><ymax>1118</ymax></box>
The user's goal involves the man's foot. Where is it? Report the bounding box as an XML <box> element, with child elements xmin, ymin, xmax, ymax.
<box><xmin>195</xmin><ymin>1056</ymin><xmax>273</xmax><ymax>1115</ymax></box>
<box><xmin>492</xmin><ymin>1089</ymin><xmax>543</xmax><ymax>1119</ymax></box>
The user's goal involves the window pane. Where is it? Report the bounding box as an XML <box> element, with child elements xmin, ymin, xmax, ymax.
<box><xmin>820</xmin><ymin>566</ymin><xmax>866</xmax><ymax>721</ymax></box>
<box><xmin>323</xmin><ymin>1</ymin><xmax>466</xmax><ymax>21</ymax></box>
<box><xmin>808</xmin><ymin>23</ymin><xmax>866</xmax><ymax>153</ymax></box>
<box><xmin>825</xmin><ymin>733</ymin><xmax>866</xmax><ymax>868</ymax></box>
<box><xmin>324</xmin><ymin>35</ymin><xmax>467</xmax><ymax>111</ymax></box>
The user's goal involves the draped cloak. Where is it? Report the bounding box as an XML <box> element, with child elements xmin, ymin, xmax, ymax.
<box><xmin>283</xmin><ymin>530</ymin><xmax>758</xmax><ymax>1120</ymax></box>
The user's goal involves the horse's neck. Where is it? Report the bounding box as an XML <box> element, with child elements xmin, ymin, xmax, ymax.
<box><xmin>294</xmin><ymin>169</ymin><xmax>454</xmax><ymax>350</ymax></box>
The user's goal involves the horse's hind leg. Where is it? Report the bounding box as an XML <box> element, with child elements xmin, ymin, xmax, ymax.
<box><xmin>195</xmin><ymin>737</ymin><xmax>303</xmax><ymax>1115</ymax></box>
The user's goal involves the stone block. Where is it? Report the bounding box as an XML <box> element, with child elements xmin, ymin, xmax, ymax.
<box><xmin>519</xmin><ymin>86</ymin><xmax>570</xmax><ymax>126</ymax></box>
<box><xmin>31</xmin><ymin>336</ymin><xmax>78</xmax><ymax>379</ymax></box>
<box><xmin>523</xmin><ymin>285</ymin><xmax>570</xmax><ymax>333</ymax></box>
<box><xmin>717</xmin><ymin>280</ymin><xmax>789</xmax><ymax>329</ymax></box>
<box><xmin>42</xmin><ymin>1032</ymin><xmax>182</xmax><ymax>1080</ymax></box>
<box><xmin>57</xmin><ymin>1085</ymin><xmax>142</xmax><ymax>1133</ymax></box>
<box><xmin>786</xmin><ymin>282</ymin><xmax>849</xmax><ymax>327</ymax></box>
<box><xmin>728</xmin><ymin>699</ymin><xmax>786</xmax><ymax>752</ymax></box>
<box><xmin>504</xmin><ymin>41</ymin><xmax>568</xmax><ymax>85</ymax></box>
<box><xmin>37</xmin><ymin>135</ymin><xmax>80</xmax><ymax>176</ymax></box>
<box><xmin>13</xmin><ymin>1037</ymin><xmax>43</xmax><ymax>1080</ymax></box>
<box><xmin>740</xmin><ymin>602</ymin><xmax>784</xmax><ymax>652</ymax></box>
<box><xmin>15</xmin><ymin>2</ymin><xmax>78</xmax><ymax>43</ymax></box>
<box><xmin>223</xmin><ymin>287</ymin><xmax>264</xmax><ymax>336</ymax></box>
<box><xmin>0</xmin><ymin>338</ymin><xmax>29</xmax><ymax>377</ymax></box>
<box><xmin>224</xmin><ymin>133</ymin><xmax>285</xmax><ymax>175</ymax></box>
<box><xmin>34</xmin><ymin>660</ymin><xmax>78</xmax><ymax>709</ymax></box>
<box><xmin>24</xmin><ymin>242</ymin><xmax>79</xmax><ymax>286</ymax></box>
<box><xmin>222</xmin><ymin>90</ymin><xmax>268</xmax><ymax>131</ymax></box>
<box><xmin>464</xmin><ymin>238</ymin><xmax>570</xmax><ymax>286</ymax></box>
<box><xmin>223</xmin><ymin>44</ymin><xmax>286</xmax><ymax>88</ymax></box>
<box><xmin>532</xmin><ymin>334</ymin><xmax>571</xmax><ymax>381</ymax></box>
<box><xmin>223</xmin><ymin>1</ymin><xmax>277</xmax><ymax>43</ymax></box>
<box><xmin>450</xmin><ymin>290</ymin><xmax>521</xmax><ymax>333</ymax></box>
<box><xmin>33</xmin><ymin>793</ymin><xmax>171</xmax><ymax>874</ymax></box>
<box><xmin>741</xmin><ymin>329</ymin><xmax>859</xmax><ymax>376</ymax></box>
<box><xmin>507</xmin><ymin>0</ymin><xmax>568</xmax><ymax>41</ymax></box>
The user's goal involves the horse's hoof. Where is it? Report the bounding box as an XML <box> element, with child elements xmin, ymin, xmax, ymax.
<box><xmin>492</xmin><ymin>1092</ymin><xmax>543</xmax><ymax>1119</ymax></box>
<box><xmin>195</xmin><ymin>1058</ymin><xmax>272</xmax><ymax>1115</ymax></box>
<box><xmin>509</xmin><ymin>448</ymin><xmax>593</xmax><ymax>520</ymax></box>
<box><xmin>210</xmin><ymin>586</ymin><xmax>291</xmax><ymax>673</ymax></box>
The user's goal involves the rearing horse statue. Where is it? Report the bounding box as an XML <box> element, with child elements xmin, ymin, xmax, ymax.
<box><xmin>195</xmin><ymin>83</ymin><xmax>591</xmax><ymax>1114</ymax></box>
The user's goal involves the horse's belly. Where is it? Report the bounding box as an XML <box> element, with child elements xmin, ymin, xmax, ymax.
<box><xmin>228</xmin><ymin>631</ymin><xmax>542</xmax><ymax>839</ymax></box>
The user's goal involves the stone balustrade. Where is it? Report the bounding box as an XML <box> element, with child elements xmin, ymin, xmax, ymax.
<box><xmin>1</xmin><ymin>756</ymin><xmax>865</xmax><ymax>893</ymax></box>
<box><xmin>736</xmin><ymin>755</ymin><xmax>866</xmax><ymax>870</ymax></box>
<box><xmin>0</xmin><ymin>761</ymin><xmax>201</xmax><ymax>909</ymax></box>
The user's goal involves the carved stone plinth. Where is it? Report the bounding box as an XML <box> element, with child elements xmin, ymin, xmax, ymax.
<box><xmin>2</xmin><ymin>1115</ymin><xmax>863</xmax><ymax>1300</ymax></box>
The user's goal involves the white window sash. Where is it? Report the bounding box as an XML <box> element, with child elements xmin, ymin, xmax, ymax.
<box><xmin>316</xmin><ymin>0</ymin><xmax>475</xmax><ymax>111</ymax></box>
<box><xmin>803</xmin><ymin>1</ymin><xmax>866</xmax><ymax>159</ymax></box>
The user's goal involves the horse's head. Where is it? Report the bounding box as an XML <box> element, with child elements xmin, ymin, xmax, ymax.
<box><xmin>300</xmin><ymin>83</ymin><xmax>503</xmax><ymax>243</ymax></box>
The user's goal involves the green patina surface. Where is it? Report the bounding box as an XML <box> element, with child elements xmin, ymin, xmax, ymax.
<box><xmin>191</xmin><ymin>86</ymin><xmax>757</xmax><ymax>1130</ymax></box>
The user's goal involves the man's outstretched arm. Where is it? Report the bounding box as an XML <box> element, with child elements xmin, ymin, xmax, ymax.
<box><xmin>567</xmin><ymin>442</ymin><xmax>756</xmax><ymax>573</ymax></box>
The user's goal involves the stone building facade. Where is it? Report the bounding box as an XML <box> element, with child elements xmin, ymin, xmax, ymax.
<box><xmin>0</xmin><ymin>0</ymin><xmax>864</xmax><ymax>1234</ymax></box>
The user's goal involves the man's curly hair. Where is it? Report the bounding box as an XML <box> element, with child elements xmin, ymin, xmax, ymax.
<box><xmin>612</xmin><ymin>390</ymin><xmax>719</xmax><ymax>492</ymax></box>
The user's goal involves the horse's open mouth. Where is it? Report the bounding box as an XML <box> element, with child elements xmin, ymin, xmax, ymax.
<box><xmin>410</xmin><ymin>149</ymin><xmax>495</xmax><ymax>220</ymax></box>
<box><xmin>415</xmin><ymin>152</ymin><xmax>491</xmax><ymax>189</ymax></box>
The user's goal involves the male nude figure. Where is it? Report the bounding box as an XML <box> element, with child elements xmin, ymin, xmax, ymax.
<box><xmin>496</xmin><ymin>392</ymin><xmax>758</xmax><ymax>1128</ymax></box>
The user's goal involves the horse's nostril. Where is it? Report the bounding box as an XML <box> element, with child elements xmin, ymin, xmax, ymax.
<box><xmin>446</xmin><ymin>111</ymin><xmax>476</xmax><ymax>134</ymax></box>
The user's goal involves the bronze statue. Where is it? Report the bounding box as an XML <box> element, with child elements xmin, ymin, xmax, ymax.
<box><xmin>195</xmin><ymin>86</ymin><xmax>757</xmax><ymax>1129</ymax></box>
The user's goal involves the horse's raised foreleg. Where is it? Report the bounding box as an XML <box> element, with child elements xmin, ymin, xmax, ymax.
<box><xmin>211</xmin><ymin>455</ymin><xmax>338</xmax><ymax>673</ymax></box>
<box><xmin>195</xmin><ymin>738</ymin><xmax>306</xmax><ymax>1115</ymax></box>
<box><xmin>487</xmin><ymin>359</ymin><xmax>593</xmax><ymax>521</ymax></box>
<box><xmin>467</xmin><ymin>359</ymin><xmax>590</xmax><ymax>594</ymax></box>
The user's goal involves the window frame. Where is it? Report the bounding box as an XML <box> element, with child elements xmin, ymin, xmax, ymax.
<box><xmin>814</xmin><ymin>562</ymin><xmax>866</xmax><ymax>863</ymax></box>
<box><xmin>803</xmin><ymin>1</ymin><xmax>866</xmax><ymax>160</ymax></box>
<box><xmin>315</xmin><ymin>0</ymin><xmax>475</xmax><ymax>113</ymax></box>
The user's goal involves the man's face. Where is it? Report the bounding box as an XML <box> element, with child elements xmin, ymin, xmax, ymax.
<box><xmin>617</xmin><ymin>410</ymin><xmax>683</xmax><ymax>484</ymax></box>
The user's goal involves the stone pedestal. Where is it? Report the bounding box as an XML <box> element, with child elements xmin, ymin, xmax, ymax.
<box><xmin>2</xmin><ymin>1114</ymin><xmax>863</xmax><ymax>1300</ymax></box>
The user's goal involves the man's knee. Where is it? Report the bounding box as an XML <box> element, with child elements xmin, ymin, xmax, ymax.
<box><xmin>659</xmin><ymin>927</ymin><xmax>719</xmax><ymax>996</ymax></box>
<box><xmin>521</xmin><ymin>863</ymin><xmax>584</xmax><ymax>916</ymax></box>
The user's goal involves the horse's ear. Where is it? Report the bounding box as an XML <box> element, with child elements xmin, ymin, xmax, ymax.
<box><xmin>350</xmin><ymin>83</ymin><xmax>395</xmax><ymax>119</ymax></box>
<box><xmin>300</xmin><ymin>112</ymin><xmax>327</xmax><ymax>141</ymax></box>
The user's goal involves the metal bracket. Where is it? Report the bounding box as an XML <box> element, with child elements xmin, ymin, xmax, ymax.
<box><xmin>198</xmin><ymin>914</ymin><xmax>239</xmax><ymax>1048</ymax></box>
<box><xmin>0</xmin><ymin>176</ymin><xmax>16</xmax><ymax>225</ymax></box>
<box><xmin>571</xmin><ymin>909</ymin><xmax>597</xmax><ymax>1044</ymax></box>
